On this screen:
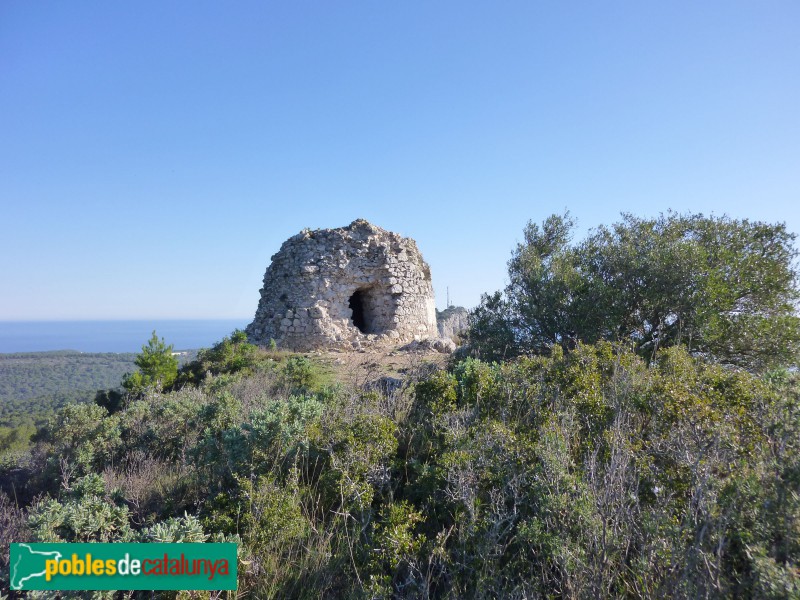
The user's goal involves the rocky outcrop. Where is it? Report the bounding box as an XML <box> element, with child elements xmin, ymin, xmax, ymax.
<box><xmin>246</xmin><ymin>219</ymin><xmax>437</xmax><ymax>351</ymax></box>
<box><xmin>401</xmin><ymin>337</ymin><xmax>457</xmax><ymax>354</ymax></box>
<box><xmin>436</xmin><ymin>306</ymin><xmax>469</xmax><ymax>341</ymax></box>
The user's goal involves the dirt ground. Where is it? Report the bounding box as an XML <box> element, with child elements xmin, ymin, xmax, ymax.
<box><xmin>308</xmin><ymin>346</ymin><xmax>450</xmax><ymax>389</ymax></box>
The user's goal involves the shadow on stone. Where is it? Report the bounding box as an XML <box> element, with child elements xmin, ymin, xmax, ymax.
<box><xmin>349</xmin><ymin>289</ymin><xmax>368</xmax><ymax>333</ymax></box>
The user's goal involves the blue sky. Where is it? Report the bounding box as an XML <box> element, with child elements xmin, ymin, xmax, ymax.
<box><xmin>1</xmin><ymin>1</ymin><xmax>798</xmax><ymax>320</ymax></box>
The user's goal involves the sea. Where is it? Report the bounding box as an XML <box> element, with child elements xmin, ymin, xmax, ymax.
<box><xmin>0</xmin><ymin>320</ymin><xmax>249</xmax><ymax>353</ymax></box>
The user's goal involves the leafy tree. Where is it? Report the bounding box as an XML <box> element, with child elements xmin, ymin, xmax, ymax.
<box><xmin>93</xmin><ymin>388</ymin><xmax>125</xmax><ymax>414</ymax></box>
<box><xmin>466</xmin><ymin>291</ymin><xmax>519</xmax><ymax>362</ymax></box>
<box><xmin>468</xmin><ymin>211</ymin><xmax>800</xmax><ymax>370</ymax></box>
<box><xmin>122</xmin><ymin>330</ymin><xmax>179</xmax><ymax>394</ymax></box>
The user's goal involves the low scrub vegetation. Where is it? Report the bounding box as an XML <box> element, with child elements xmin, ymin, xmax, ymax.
<box><xmin>2</xmin><ymin>212</ymin><xmax>798</xmax><ymax>598</ymax></box>
<box><xmin>2</xmin><ymin>336</ymin><xmax>798</xmax><ymax>598</ymax></box>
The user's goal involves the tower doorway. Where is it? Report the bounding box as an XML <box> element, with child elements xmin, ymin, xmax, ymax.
<box><xmin>349</xmin><ymin>289</ymin><xmax>368</xmax><ymax>333</ymax></box>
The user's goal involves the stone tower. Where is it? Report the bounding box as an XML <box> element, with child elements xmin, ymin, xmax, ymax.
<box><xmin>246</xmin><ymin>219</ymin><xmax>437</xmax><ymax>351</ymax></box>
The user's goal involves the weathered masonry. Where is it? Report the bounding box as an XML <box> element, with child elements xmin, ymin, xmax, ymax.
<box><xmin>246</xmin><ymin>219</ymin><xmax>437</xmax><ymax>351</ymax></box>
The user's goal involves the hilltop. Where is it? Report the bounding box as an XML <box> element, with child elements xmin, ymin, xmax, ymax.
<box><xmin>2</xmin><ymin>211</ymin><xmax>799</xmax><ymax>597</ymax></box>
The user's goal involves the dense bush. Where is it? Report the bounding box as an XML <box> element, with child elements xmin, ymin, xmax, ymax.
<box><xmin>15</xmin><ymin>338</ymin><xmax>799</xmax><ymax>598</ymax></box>
<box><xmin>394</xmin><ymin>344</ymin><xmax>800</xmax><ymax>597</ymax></box>
<box><xmin>468</xmin><ymin>212</ymin><xmax>800</xmax><ymax>370</ymax></box>
<box><xmin>174</xmin><ymin>329</ymin><xmax>260</xmax><ymax>386</ymax></box>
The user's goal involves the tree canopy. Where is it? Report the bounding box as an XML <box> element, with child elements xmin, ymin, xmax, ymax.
<box><xmin>122</xmin><ymin>330</ymin><xmax>179</xmax><ymax>395</ymax></box>
<box><xmin>468</xmin><ymin>212</ymin><xmax>800</xmax><ymax>370</ymax></box>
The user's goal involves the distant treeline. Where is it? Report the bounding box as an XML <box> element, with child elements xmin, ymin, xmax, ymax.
<box><xmin>0</xmin><ymin>350</ymin><xmax>202</xmax><ymax>428</ymax></box>
<box><xmin>0</xmin><ymin>351</ymin><xmax>137</xmax><ymax>426</ymax></box>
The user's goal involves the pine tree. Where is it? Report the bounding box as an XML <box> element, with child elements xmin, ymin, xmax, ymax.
<box><xmin>122</xmin><ymin>330</ymin><xmax>178</xmax><ymax>395</ymax></box>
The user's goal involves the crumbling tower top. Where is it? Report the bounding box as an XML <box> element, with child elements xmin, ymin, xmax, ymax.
<box><xmin>246</xmin><ymin>219</ymin><xmax>437</xmax><ymax>351</ymax></box>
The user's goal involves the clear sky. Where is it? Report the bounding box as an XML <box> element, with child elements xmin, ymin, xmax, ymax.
<box><xmin>1</xmin><ymin>1</ymin><xmax>798</xmax><ymax>320</ymax></box>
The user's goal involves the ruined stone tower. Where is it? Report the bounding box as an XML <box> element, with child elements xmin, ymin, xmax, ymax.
<box><xmin>246</xmin><ymin>219</ymin><xmax>437</xmax><ymax>351</ymax></box>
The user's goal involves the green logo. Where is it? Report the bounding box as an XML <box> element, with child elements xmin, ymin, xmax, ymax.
<box><xmin>10</xmin><ymin>543</ymin><xmax>237</xmax><ymax>591</ymax></box>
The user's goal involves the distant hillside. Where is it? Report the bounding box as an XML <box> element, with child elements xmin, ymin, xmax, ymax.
<box><xmin>0</xmin><ymin>351</ymin><xmax>136</xmax><ymax>426</ymax></box>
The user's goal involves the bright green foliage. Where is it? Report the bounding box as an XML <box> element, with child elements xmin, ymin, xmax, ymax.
<box><xmin>176</xmin><ymin>329</ymin><xmax>258</xmax><ymax>385</ymax></box>
<box><xmin>469</xmin><ymin>212</ymin><xmax>800</xmax><ymax>371</ymax></box>
<box><xmin>238</xmin><ymin>471</ymin><xmax>309</xmax><ymax>556</ymax></box>
<box><xmin>453</xmin><ymin>356</ymin><xmax>499</xmax><ymax>408</ymax></box>
<box><xmin>367</xmin><ymin>501</ymin><xmax>426</xmax><ymax>596</ymax></box>
<box><xmin>282</xmin><ymin>356</ymin><xmax>323</xmax><ymax>392</ymax></box>
<box><xmin>414</xmin><ymin>370</ymin><xmax>457</xmax><ymax>418</ymax></box>
<box><xmin>28</xmin><ymin>480</ymin><xmax>221</xmax><ymax>547</ymax></box>
<box><xmin>122</xmin><ymin>330</ymin><xmax>179</xmax><ymax>395</ymax></box>
<box><xmin>0</xmin><ymin>422</ymin><xmax>36</xmax><ymax>462</ymax></box>
<box><xmin>69</xmin><ymin>473</ymin><xmax>106</xmax><ymax>498</ymax></box>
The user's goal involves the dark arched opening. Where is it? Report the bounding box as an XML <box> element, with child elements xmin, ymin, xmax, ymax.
<box><xmin>349</xmin><ymin>290</ymin><xmax>368</xmax><ymax>333</ymax></box>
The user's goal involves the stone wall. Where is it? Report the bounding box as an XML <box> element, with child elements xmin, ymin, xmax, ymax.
<box><xmin>246</xmin><ymin>219</ymin><xmax>437</xmax><ymax>351</ymax></box>
<box><xmin>436</xmin><ymin>306</ymin><xmax>469</xmax><ymax>341</ymax></box>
